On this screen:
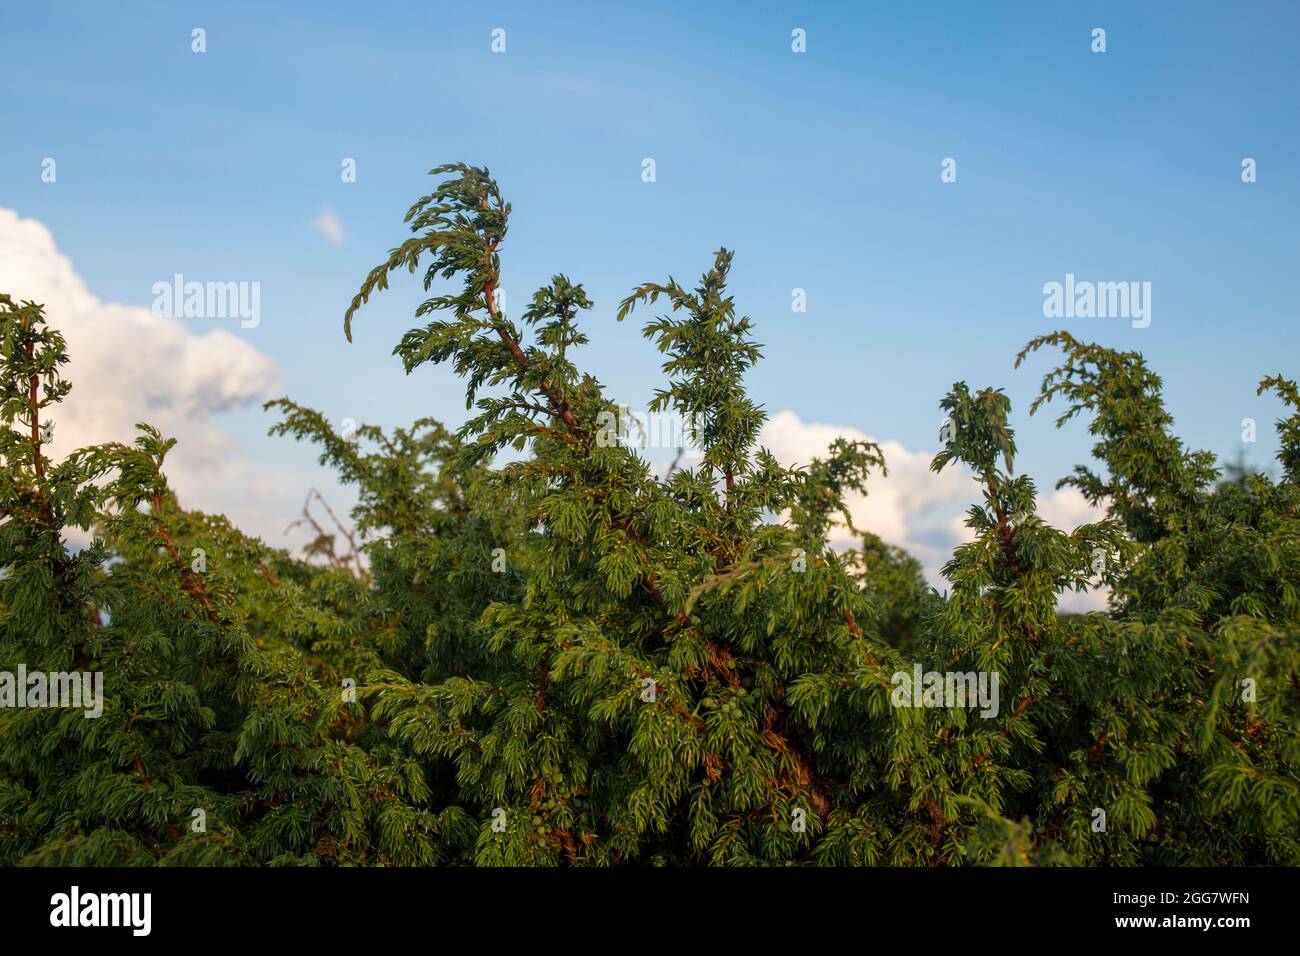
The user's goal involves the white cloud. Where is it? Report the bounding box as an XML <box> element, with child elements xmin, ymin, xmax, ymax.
<box><xmin>310</xmin><ymin>209</ymin><xmax>344</xmax><ymax>247</ymax></box>
<box><xmin>940</xmin><ymin>485</ymin><xmax>1107</xmax><ymax>545</ymax></box>
<box><xmin>759</xmin><ymin>409</ymin><xmax>1112</xmax><ymax>611</ymax></box>
<box><xmin>939</xmin><ymin>485</ymin><xmax>1111</xmax><ymax>610</ymax></box>
<box><xmin>760</xmin><ymin>409</ymin><xmax>969</xmax><ymax>564</ymax></box>
<box><xmin>1035</xmin><ymin>485</ymin><xmax>1105</xmax><ymax>532</ymax></box>
<box><xmin>0</xmin><ymin>207</ymin><xmax>293</xmax><ymax>544</ymax></box>
<box><xmin>1038</xmin><ymin>487</ymin><xmax>1111</xmax><ymax>612</ymax></box>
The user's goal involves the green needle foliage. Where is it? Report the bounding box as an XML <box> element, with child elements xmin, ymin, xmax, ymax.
<box><xmin>1</xmin><ymin>166</ymin><xmax>1296</xmax><ymax>867</ymax></box>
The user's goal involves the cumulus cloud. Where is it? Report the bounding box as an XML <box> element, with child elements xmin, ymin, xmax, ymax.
<box><xmin>938</xmin><ymin>485</ymin><xmax>1108</xmax><ymax>547</ymax></box>
<box><xmin>758</xmin><ymin>409</ymin><xmax>1111</xmax><ymax>610</ymax></box>
<box><xmin>310</xmin><ymin>209</ymin><xmax>344</xmax><ymax>247</ymax></box>
<box><xmin>0</xmin><ymin>207</ymin><xmax>290</xmax><ymax>542</ymax></box>
<box><xmin>760</xmin><ymin>410</ymin><xmax>968</xmax><ymax>562</ymax></box>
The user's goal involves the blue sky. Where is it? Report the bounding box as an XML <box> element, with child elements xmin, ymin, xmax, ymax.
<box><xmin>3</xmin><ymin>1</ymin><xmax>1298</xmax><ymax>557</ymax></box>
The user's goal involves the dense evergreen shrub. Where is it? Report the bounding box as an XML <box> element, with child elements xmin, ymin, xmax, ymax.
<box><xmin>1</xmin><ymin>165</ymin><xmax>1295</xmax><ymax>866</ymax></box>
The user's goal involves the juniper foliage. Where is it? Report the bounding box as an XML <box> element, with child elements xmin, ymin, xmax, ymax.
<box><xmin>0</xmin><ymin>166</ymin><xmax>1296</xmax><ymax>866</ymax></box>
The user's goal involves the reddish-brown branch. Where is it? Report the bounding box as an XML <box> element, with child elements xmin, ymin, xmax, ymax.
<box><xmin>482</xmin><ymin>243</ymin><xmax>585</xmax><ymax>439</ymax></box>
<box><xmin>22</xmin><ymin>339</ymin><xmax>53</xmax><ymax>531</ymax></box>
<box><xmin>150</xmin><ymin>494</ymin><xmax>220</xmax><ymax>624</ymax></box>
<box><xmin>535</xmin><ymin>650</ymin><xmax>552</xmax><ymax>715</ymax></box>
<box><xmin>557</xmin><ymin>828</ymin><xmax>581</xmax><ymax>865</ymax></box>
<box><xmin>841</xmin><ymin>607</ymin><xmax>861</xmax><ymax>638</ymax></box>
<box><xmin>761</xmin><ymin>705</ymin><xmax>829</xmax><ymax>815</ymax></box>
<box><xmin>988</xmin><ymin>478</ymin><xmax>1021</xmax><ymax>575</ymax></box>
<box><xmin>289</xmin><ymin>489</ymin><xmax>367</xmax><ymax>580</ymax></box>
<box><xmin>1088</xmin><ymin>731</ymin><xmax>1110</xmax><ymax>767</ymax></box>
<box><xmin>27</xmin><ymin>340</ymin><xmax>45</xmax><ymax>481</ymax></box>
<box><xmin>986</xmin><ymin>477</ymin><xmax>1038</xmax><ymax>643</ymax></box>
<box><xmin>673</xmin><ymin>701</ymin><xmax>705</xmax><ymax>730</ymax></box>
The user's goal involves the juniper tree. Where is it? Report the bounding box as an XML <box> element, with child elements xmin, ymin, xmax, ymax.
<box><xmin>340</xmin><ymin>166</ymin><xmax>890</xmax><ymax>864</ymax></box>
<box><xmin>0</xmin><ymin>294</ymin><xmax>465</xmax><ymax>865</ymax></box>
<box><xmin>1009</xmin><ymin>335</ymin><xmax>1300</xmax><ymax>863</ymax></box>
